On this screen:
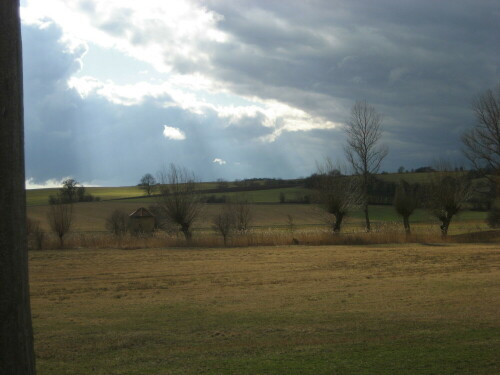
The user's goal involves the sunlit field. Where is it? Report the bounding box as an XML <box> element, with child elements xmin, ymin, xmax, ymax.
<box><xmin>30</xmin><ymin>244</ymin><xmax>500</xmax><ymax>374</ymax></box>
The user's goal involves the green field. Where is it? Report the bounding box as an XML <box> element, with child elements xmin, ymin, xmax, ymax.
<box><xmin>26</xmin><ymin>170</ymin><xmax>489</xmax><ymax>207</ymax></box>
<box><xmin>29</xmin><ymin>243</ymin><xmax>500</xmax><ymax>374</ymax></box>
<box><xmin>26</xmin><ymin>186</ymin><xmax>146</xmax><ymax>206</ymax></box>
<box><xmin>26</xmin><ymin>183</ymin><xmax>224</xmax><ymax>206</ymax></box>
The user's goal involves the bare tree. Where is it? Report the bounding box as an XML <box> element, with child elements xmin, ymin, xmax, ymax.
<box><xmin>462</xmin><ymin>84</ymin><xmax>500</xmax><ymax>174</ymax></box>
<box><xmin>0</xmin><ymin>0</ymin><xmax>37</xmax><ymax>371</ymax></box>
<box><xmin>344</xmin><ymin>100</ymin><xmax>388</xmax><ymax>231</ymax></box>
<box><xmin>487</xmin><ymin>206</ymin><xmax>500</xmax><ymax>228</ymax></box>
<box><xmin>315</xmin><ymin>159</ymin><xmax>362</xmax><ymax>233</ymax></box>
<box><xmin>49</xmin><ymin>178</ymin><xmax>96</xmax><ymax>203</ymax></box>
<box><xmin>47</xmin><ymin>202</ymin><xmax>73</xmax><ymax>248</ymax></box>
<box><xmin>212</xmin><ymin>203</ymin><xmax>235</xmax><ymax>246</ymax></box>
<box><xmin>233</xmin><ymin>195</ymin><xmax>253</xmax><ymax>232</ymax></box>
<box><xmin>393</xmin><ymin>180</ymin><xmax>418</xmax><ymax>235</ymax></box>
<box><xmin>48</xmin><ymin>178</ymin><xmax>78</xmax><ymax>204</ymax></box>
<box><xmin>426</xmin><ymin>171</ymin><xmax>471</xmax><ymax>237</ymax></box>
<box><xmin>156</xmin><ymin>164</ymin><xmax>202</xmax><ymax>240</ymax></box>
<box><xmin>105</xmin><ymin>209</ymin><xmax>129</xmax><ymax>236</ymax></box>
<box><xmin>139</xmin><ymin>173</ymin><xmax>156</xmax><ymax>196</ymax></box>
<box><xmin>60</xmin><ymin>178</ymin><xmax>78</xmax><ymax>202</ymax></box>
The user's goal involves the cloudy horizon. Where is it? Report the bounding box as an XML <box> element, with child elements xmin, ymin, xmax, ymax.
<box><xmin>21</xmin><ymin>0</ymin><xmax>500</xmax><ymax>188</ymax></box>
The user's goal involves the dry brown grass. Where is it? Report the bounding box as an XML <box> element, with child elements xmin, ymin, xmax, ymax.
<box><xmin>29</xmin><ymin>243</ymin><xmax>500</xmax><ymax>374</ymax></box>
<box><xmin>27</xmin><ymin>201</ymin><xmax>496</xmax><ymax>251</ymax></box>
<box><xmin>31</xmin><ymin>225</ymin><xmax>500</xmax><ymax>251</ymax></box>
<box><xmin>29</xmin><ymin>243</ymin><xmax>499</xmax><ymax>314</ymax></box>
<box><xmin>27</xmin><ymin>202</ymin><xmax>324</xmax><ymax>231</ymax></box>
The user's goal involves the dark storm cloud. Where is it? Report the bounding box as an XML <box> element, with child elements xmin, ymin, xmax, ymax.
<box><xmin>22</xmin><ymin>0</ymin><xmax>500</xmax><ymax>185</ymax></box>
<box><xmin>22</xmin><ymin>23</ymin><xmax>84</xmax><ymax>180</ymax></box>
<box><xmin>189</xmin><ymin>0</ymin><xmax>499</xmax><ymax>169</ymax></box>
<box><xmin>22</xmin><ymin>23</ymin><xmax>320</xmax><ymax>185</ymax></box>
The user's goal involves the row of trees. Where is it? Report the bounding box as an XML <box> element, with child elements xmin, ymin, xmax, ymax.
<box><xmin>109</xmin><ymin>164</ymin><xmax>253</xmax><ymax>244</ymax></box>
<box><xmin>313</xmin><ymin>160</ymin><xmax>474</xmax><ymax>237</ymax></box>
<box><xmin>37</xmin><ymin>83</ymin><xmax>500</xmax><ymax>247</ymax></box>
<box><xmin>316</xmin><ymin>83</ymin><xmax>499</xmax><ymax>236</ymax></box>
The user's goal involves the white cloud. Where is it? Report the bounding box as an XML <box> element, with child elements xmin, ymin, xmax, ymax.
<box><xmin>213</xmin><ymin>158</ymin><xmax>226</xmax><ymax>165</ymax></box>
<box><xmin>25</xmin><ymin>177</ymin><xmax>100</xmax><ymax>189</ymax></box>
<box><xmin>162</xmin><ymin>125</ymin><xmax>186</xmax><ymax>140</ymax></box>
<box><xmin>21</xmin><ymin>0</ymin><xmax>341</xmax><ymax>140</ymax></box>
<box><xmin>68</xmin><ymin>75</ymin><xmax>339</xmax><ymax>139</ymax></box>
<box><xmin>21</xmin><ymin>0</ymin><xmax>228</xmax><ymax>73</ymax></box>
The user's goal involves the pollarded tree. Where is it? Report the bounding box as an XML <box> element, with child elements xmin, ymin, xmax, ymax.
<box><xmin>344</xmin><ymin>100</ymin><xmax>388</xmax><ymax>232</ymax></box>
<box><xmin>393</xmin><ymin>180</ymin><xmax>418</xmax><ymax>235</ymax></box>
<box><xmin>47</xmin><ymin>202</ymin><xmax>73</xmax><ymax>248</ymax></box>
<box><xmin>156</xmin><ymin>164</ymin><xmax>202</xmax><ymax>240</ymax></box>
<box><xmin>212</xmin><ymin>203</ymin><xmax>235</xmax><ymax>246</ymax></box>
<box><xmin>139</xmin><ymin>173</ymin><xmax>156</xmax><ymax>196</ymax></box>
<box><xmin>315</xmin><ymin>159</ymin><xmax>362</xmax><ymax>233</ymax></box>
<box><xmin>426</xmin><ymin>171</ymin><xmax>471</xmax><ymax>237</ymax></box>
<box><xmin>0</xmin><ymin>1</ymin><xmax>37</xmax><ymax>371</ymax></box>
<box><xmin>233</xmin><ymin>195</ymin><xmax>253</xmax><ymax>232</ymax></box>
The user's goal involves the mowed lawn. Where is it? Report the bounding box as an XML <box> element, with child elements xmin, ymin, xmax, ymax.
<box><xmin>30</xmin><ymin>244</ymin><xmax>499</xmax><ymax>374</ymax></box>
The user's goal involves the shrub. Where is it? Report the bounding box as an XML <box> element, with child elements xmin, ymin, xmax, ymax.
<box><xmin>486</xmin><ymin>206</ymin><xmax>500</xmax><ymax>228</ymax></box>
<box><xmin>105</xmin><ymin>210</ymin><xmax>129</xmax><ymax>236</ymax></box>
<box><xmin>26</xmin><ymin>217</ymin><xmax>44</xmax><ymax>250</ymax></box>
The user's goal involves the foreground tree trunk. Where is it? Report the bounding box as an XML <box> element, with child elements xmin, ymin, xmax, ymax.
<box><xmin>402</xmin><ymin>215</ymin><xmax>411</xmax><ymax>235</ymax></box>
<box><xmin>181</xmin><ymin>223</ymin><xmax>192</xmax><ymax>241</ymax></box>
<box><xmin>333</xmin><ymin>213</ymin><xmax>344</xmax><ymax>233</ymax></box>
<box><xmin>439</xmin><ymin>216</ymin><xmax>452</xmax><ymax>237</ymax></box>
<box><xmin>363</xmin><ymin>203</ymin><xmax>371</xmax><ymax>232</ymax></box>
<box><xmin>0</xmin><ymin>1</ymin><xmax>37</xmax><ymax>374</ymax></box>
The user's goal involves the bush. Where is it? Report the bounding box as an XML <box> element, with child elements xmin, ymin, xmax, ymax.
<box><xmin>105</xmin><ymin>210</ymin><xmax>129</xmax><ymax>236</ymax></box>
<box><xmin>26</xmin><ymin>217</ymin><xmax>44</xmax><ymax>250</ymax></box>
<box><xmin>205</xmin><ymin>195</ymin><xmax>226</xmax><ymax>203</ymax></box>
<box><xmin>486</xmin><ymin>206</ymin><xmax>500</xmax><ymax>228</ymax></box>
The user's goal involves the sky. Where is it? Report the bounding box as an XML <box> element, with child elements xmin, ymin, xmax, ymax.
<box><xmin>20</xmin><ymin>0</ymin><xmax>500</xmax><ymax>188</ymax></box>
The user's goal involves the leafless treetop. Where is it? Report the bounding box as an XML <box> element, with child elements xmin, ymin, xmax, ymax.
<box><xmin>462</xmin><ymin>84</ymin><xmax>500</xmax><ymax>173</ymax></box>
<box><xmin>344</xmin><ymin>100</ymin><xmax>388</xmax><ymax>176</ymax></box>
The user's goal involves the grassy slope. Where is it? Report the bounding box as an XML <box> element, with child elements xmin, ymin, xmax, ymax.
<box><xmin>26</xmin><ymin>201</ymin><xmax>488</xmax><ymax>234</ymax></box>
<box><xmin>26</xmin><ymin>183</ymin><xmax>225</xmax><ymax>206</ymax></box>
<box><xmin>26</xmin><ymin>186</ymin><xmax>145</xmax><ymax>206</ymax></box>
<box><xmin>26</xmin><ymin>173</ymin><xmax>488</xmax><ymax>233</ymax></box>
<box><xmin>26</xmin><ymin>171</ymin><xmax>481</xmax><ymax>206</ymax></box>
<box><xmin>376</xmin><ymin>172</ymin><xmax>436</xmax><ymax>184</ymax></box>
<box><xmin>30</xmin><ymin>244</ymin><xmax>500</xmax><ymax>375</ymax></box>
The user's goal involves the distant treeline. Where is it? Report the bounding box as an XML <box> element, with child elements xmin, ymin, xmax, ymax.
<box><xmin>304</xmin><ymin>171</ymin><xmax>495</xmax><ymax>210</ymax></box>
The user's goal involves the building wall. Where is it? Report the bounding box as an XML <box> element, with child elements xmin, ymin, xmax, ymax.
<box><xmin>128</xmin><ymin>217</ymin><xmax>155</xmax><ymax>234</ymax></box>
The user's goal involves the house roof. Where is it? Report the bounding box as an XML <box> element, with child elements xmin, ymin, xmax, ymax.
<box><xmin>129</xmin><ymin>207</ymin><xmax>155</xmax><ymax>218</ymax></box>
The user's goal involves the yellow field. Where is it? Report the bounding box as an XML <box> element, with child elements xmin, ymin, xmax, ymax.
<box><xmin>29</xmin><ymin>243</ymin><xmax>500</xmax><ymax>374</ymax></box>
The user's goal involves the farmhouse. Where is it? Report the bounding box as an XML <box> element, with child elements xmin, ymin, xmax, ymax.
<box><xmin>128</xmin><ymin>207</ymin><xmax>155</xmax><ymax>234</ymax></box>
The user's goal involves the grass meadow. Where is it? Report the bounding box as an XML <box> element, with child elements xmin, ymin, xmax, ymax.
<box><xmin>30</xmin><ymin>243</ymin><xmax>500</xmax><ymax>374</ymax></box>
<box><xmin>26</xmin><ymin>183</ymin><xmax>224</xmax><ymax>206</ymax></box>
<box><xmin>26</xmin><ymin>182</ymin><xmax>499</xmax><ymax>374</ymax></box>
<box><xmin>27</xmin><ymin>200</ymin><xmax>489</xmax><ymax>245</ymax></box>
